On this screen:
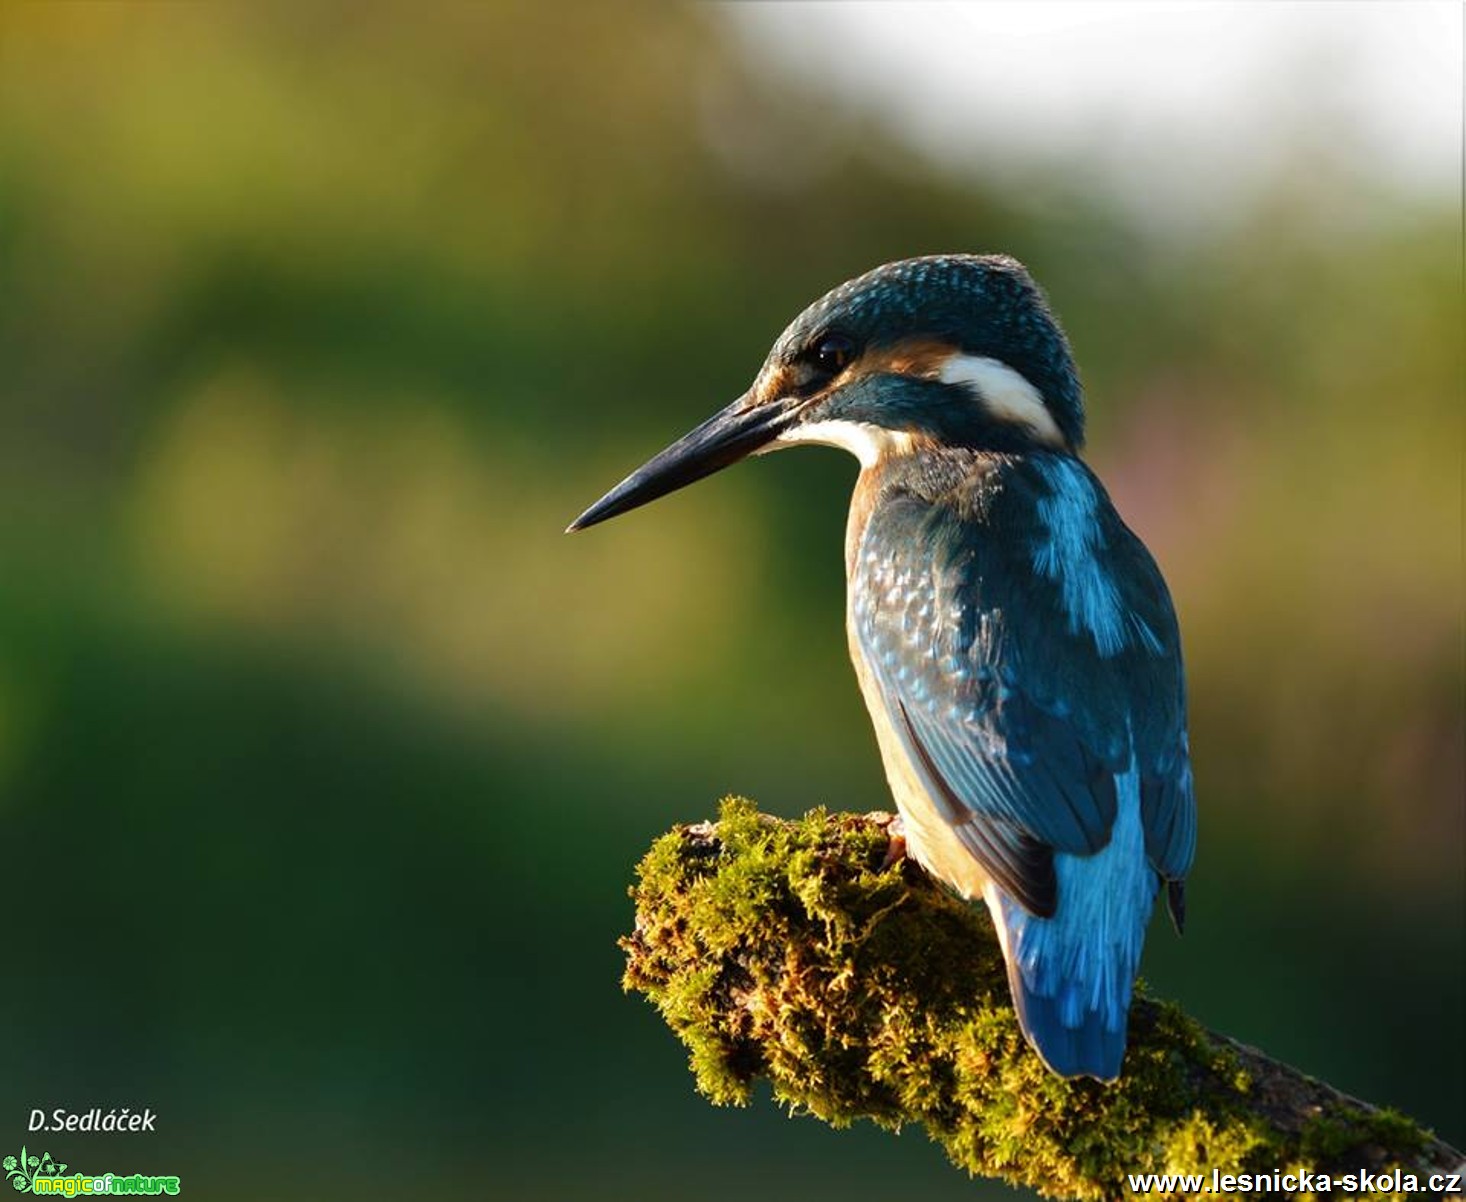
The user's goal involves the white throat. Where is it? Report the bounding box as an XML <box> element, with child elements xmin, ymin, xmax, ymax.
<box><xmin>773</xmin><ymin>419</ymin><xmax>918</xmax><ymax>468</ymax></box>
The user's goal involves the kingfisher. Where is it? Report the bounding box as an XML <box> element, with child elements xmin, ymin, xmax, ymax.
<box><xmin>567</xmin><ymin>255</ymin><xmax>1195</xmax><ymax>1081</ymax></box>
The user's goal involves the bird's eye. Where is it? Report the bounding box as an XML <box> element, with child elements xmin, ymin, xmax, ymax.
<box><xmin>810</xmin><ymin>333</ymin><xmax>856</xmax><ymax>376</ymax></box>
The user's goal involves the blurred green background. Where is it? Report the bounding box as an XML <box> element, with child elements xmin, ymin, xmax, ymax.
<box><xmin>0</xmin><ymin>4</ymin><xmax>1459</xmax><ymax>1199</ymax></box>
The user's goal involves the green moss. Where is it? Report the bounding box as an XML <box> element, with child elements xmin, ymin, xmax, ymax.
<box><xmin>621</xmin><ymin>800</ymin><xmax>1454</xmax><ymax>1201</ymax></box>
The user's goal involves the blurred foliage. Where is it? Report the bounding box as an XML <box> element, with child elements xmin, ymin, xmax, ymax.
<box><xmin>0</xmin><ymin>3</ymin><xmax>1459</xmax><ymax>1199</ymax></box>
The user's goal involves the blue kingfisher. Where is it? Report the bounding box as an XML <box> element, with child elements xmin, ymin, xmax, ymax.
<box><xmin>567</xmin><ymin>255</ymin><xmax>1196</xmax><ymax>1081</ymax></box>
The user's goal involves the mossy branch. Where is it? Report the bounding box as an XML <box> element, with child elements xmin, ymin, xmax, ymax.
<box><xmin>621</xmin><ymin>799</ymin><xmax>1462</xmax><ymax>1200</ymax></box>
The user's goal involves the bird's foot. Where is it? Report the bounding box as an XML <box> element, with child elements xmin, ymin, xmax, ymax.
<box><xmin>879</xmin><ymin>814</ymin><xmax>907</xmax><ymax>872</ymax></box>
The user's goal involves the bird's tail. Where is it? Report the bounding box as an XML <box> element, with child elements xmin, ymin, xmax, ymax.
<box><xmin>1003</xmin><ymin>922</ymin><xmax>1127</xmax><ymax>1080</ymax></box>
<box><xmin>990</xmin><ymin>881</ymin><xmax>1154</xmax><ymax>1080</ymax></box>
<box><xmin>984</xmin><ymin>773</ymin><xmax>1159</xmax><ymax>1080</ymax></box>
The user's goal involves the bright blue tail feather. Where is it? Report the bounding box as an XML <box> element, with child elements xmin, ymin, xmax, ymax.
<box><xmin>995</xmin><ymin>760</ymin><xmax>1158</xmax><ymax>1080</ymax></box>
<box><xmin>1010</xmin><ymin>973</ymin><xmax>1128</xmax><ymax>1080</ymax></box>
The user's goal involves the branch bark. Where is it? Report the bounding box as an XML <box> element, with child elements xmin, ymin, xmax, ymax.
<box><xmin>621</xmin><ymin>799</ymin><xmax>1463</xmax><ymax>1200</ymax></box>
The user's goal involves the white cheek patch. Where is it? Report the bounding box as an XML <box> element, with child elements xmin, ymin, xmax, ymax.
<box><xmin>937</xmin><ymin>354</ymin><xmax>1066</xmax><ymax>448</ymax></box>
<box><xmin>774</xmin><ymin>418</ymin><xmax>918</xmax><ymax>468</ymax></box>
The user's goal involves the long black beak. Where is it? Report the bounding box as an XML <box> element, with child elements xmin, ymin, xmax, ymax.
<box><xmin>566</xmin><ymin>393</ymin><xmax>797</xmax><ymax>533</ymax></box>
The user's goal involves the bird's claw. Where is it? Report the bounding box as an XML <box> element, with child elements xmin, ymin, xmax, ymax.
<box><xmin>879</xmin><ymin>814</ymin><xmax>907</xmax><ymax>872</ymax></box>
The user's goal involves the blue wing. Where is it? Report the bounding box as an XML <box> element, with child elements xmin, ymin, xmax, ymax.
<box><xmin>851</xmin><ymin>455</ymin><xmax>1195</xmax><ymax>915</ymax></box>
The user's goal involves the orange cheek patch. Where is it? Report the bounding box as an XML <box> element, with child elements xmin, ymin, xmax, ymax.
<box><xmin>755</xmin><ymin>338</ymin><xmax>960</xmax><ymax>408</ymax></box>
<box><xmin>848</xmin><ymin>338</ymin><xmax>959</xmax><ymax>382</ymax></box>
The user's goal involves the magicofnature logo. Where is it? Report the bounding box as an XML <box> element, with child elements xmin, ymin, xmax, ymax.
<box><xmin>3</xmin><ymin>1147</ymin><xmax>179</xmax><ymax>1196</ymax></box>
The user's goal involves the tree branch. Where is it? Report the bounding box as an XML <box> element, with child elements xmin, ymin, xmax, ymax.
<box><xmin>621</xmin><ymin>799</ymin><xmax>1463</xmax><ymax>1200</ymax></box>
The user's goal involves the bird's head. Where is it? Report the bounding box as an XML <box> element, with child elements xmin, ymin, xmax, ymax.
<box><xmin>567</xmin><ymin>254</ymin><xmax>1083</xmax><ymax>532</ymax></box>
